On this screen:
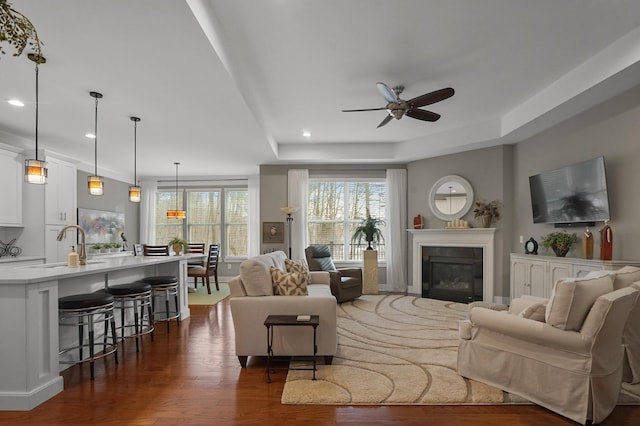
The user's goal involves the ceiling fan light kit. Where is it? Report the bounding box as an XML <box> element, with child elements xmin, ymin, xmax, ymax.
<box><xmin>342</xmin><ymin>82</ymin><xmax>454</xmax><ymax>128</ymax></box>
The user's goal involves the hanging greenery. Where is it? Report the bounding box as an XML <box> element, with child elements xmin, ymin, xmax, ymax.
<box><xmin>0</xmin><ymin>0</ymin><xmax>42</xmax><ymax>60</ymax></box>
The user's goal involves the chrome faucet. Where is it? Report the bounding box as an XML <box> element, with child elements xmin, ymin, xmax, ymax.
<box><xmin>57</xmin><ymin>225</ymin><xmax>87</xmax><ymax>265</ymax></box>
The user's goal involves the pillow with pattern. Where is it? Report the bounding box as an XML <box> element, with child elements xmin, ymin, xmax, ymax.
<box><xmin>270</xmin><ymin>266</ymin><xmax>308</xmax><ymax>296</ymax></box>
<box><xmin>284</xmin><ymin>258</ymin><xmax>312</xmax><ymax>284</ymax></box>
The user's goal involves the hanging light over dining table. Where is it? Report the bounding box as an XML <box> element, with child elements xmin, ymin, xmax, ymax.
<box><xmin>166</xmin><ymin>162</ymin><xmax>186</xmax><ymax>219</ymax></box>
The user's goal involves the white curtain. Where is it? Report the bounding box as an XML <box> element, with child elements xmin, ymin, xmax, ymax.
<box><xmin>139</xmin><ymin>179</ymin><xmax>158</xmax><ymax>245</ymax></box>
<box><xmin>287</xmin><ymin>169</ymin><xmax>308</xmax><ymax>260</ymax></box>
<box><xmin>386</xmin><ymin>169</ymin><xmax>408</xmax><ymax>293</ymax></box>
<box><xmin>247</xmin><ymin>175</ymin><xmax>260</xmax><ymax>257</ymax></box>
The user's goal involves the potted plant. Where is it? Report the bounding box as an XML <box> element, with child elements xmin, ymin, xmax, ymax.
<box><xmin>541</xmin><ymin>231</ymin><xmax>578</xmax><ymax>257</ymax></box>
<box><xmin>351</xmin><ymin>212</ymin><xmax>385</xmax><ymax>250</ymax></box>
<box><xmin>111</xmin><ymin>242</ymin><xmax>122</xmax><ymax>252</ymax></box>
<box><xmin>91</xmin><ymin>243</ymin><xmax>104</xmax><ymax>253</ymax></box>
<box><xmin>168</xmin><ymin>237</ymin><xmax>187</xmax><ymax>255</ymax></box>
<box><xmin>473</xmin><ymin>199</ymin><xmax>501</xmax><ymax>228</ymax></box>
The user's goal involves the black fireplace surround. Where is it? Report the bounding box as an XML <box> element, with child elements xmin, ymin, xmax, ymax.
<box><xmin>421</xmin><ymin>246</ymin><xmax>483</xmax><ymax>303</ymax></box>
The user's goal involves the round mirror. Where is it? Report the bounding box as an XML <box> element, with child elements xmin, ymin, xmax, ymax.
<box><xmin>428</xmin><ymin>175</ymin><xmax>474</xmax><ymax>221</ymax></box>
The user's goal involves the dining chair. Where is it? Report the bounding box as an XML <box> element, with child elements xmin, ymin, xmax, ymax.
<box><xmin>187</xmin><ymin>243</ymin><xmax>206</xmax><ymax>268</ymax></box>
<box><xmin>187</xmin><ymin>244</ymin><xmax>220</xmax><ymax>294</ymax></box>
<box><xmin>142</xmin><ymin>245</ymin><xmax>170</xmax><ymax>256</ymax></box>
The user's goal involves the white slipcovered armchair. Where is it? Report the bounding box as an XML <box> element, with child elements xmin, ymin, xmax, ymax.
<box><xmin>458</xmin><ymin>270</ymin><xmax>639</xmax><ymax>425</ymax></box>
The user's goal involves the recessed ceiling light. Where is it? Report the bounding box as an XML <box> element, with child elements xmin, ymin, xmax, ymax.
<box><xmin>8</xmin><ymin>99</ymin><xmax>24</xmax><ymax>107</ymax></box>
<box><xmin>85</xmin><ymin>133</ymin><xmax>96</xmax><ymax>139</ymax></box>
<box><xmin>302</xmin><ymin>130</ymin><xmax>311</xmax><ymax>138</ymax></box>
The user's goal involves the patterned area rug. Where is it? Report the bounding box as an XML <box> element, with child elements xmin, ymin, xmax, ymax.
<box><xmin>281</xmin><ymin>294</ymin><xmax>640</xmax><ymax>405</ymax></box>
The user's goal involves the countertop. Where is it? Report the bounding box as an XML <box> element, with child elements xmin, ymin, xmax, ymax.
<box><xmin>0</xmin><ymin>254</ymin><xmax>200</xmax><ymax>285</ymax></box>
<box><xmin>0</xmin><ymin>255</ymin><xmax>45</xmax><ymax>264</ymax></box>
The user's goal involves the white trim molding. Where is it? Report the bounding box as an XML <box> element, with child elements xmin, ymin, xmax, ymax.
<box><xmin>408</xmin><ymin>228</ymin><xmax>496</xmax><ymax>303</ymax></box>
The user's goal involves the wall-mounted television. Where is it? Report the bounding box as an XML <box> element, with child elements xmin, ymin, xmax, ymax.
<box><xmin>528</xmin><ymin>156</ymin><xmax>611</xmax><ymax>226</ymax></box>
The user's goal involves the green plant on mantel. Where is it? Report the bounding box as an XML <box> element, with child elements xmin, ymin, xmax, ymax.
<box><xmin>473</xmin><ymin>199</ymin><xmax>501</xmax><ymax>227</ymax></box>
<box><xmin>0</xmin><ymin>0</ymin><xmax>43</xmax><ymax>59</ymax></box>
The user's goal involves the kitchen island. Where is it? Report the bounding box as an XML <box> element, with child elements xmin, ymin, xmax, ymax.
<box><xmin>0</xmin><ymin>254</ymin><xmax>197</xmax><ymax>410</ymax></box>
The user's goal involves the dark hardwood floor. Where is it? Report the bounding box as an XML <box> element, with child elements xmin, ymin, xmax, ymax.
<box><xmin>1</xmin><ymin>299</ymin><xmax>639</xmax><ymax>425</ymax></box>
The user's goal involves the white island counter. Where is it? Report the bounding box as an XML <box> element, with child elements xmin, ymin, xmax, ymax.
<box><xmin>0</xmin><ymin>254</ymin><xmax>197</xmax><ymax>411</ymax></box>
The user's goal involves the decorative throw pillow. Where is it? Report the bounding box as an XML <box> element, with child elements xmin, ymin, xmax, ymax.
<box><xmin>545</xmin><ymin>273</ymin><xmax>613</xmax><ymax>331</ymax></box>
<box><xmin>270</xmin><ymin>266</ymin><xmax>308</xmax><ymax>296</ymax></box>
<box><xmin>285</xmin><ymin>258</ymin><xmax>312</xmax><ymax>284</ymax></box>
<box><xmin>239</xmin><ymin>259</ymin><xmax>273</xmax><ymax>296</ymax></box>
<box><xmin>518</xmin><ymin>302</ymin><xmax>547</xmax><ymax>322</ymax></box>
<box><xmin>612</xmin><ymin>266</ymin><xmax>640</xmax><ymax>290</ymax></box>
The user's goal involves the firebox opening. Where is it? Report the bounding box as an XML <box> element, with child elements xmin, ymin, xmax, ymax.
<box><xmin>421</xmin><ymin>246</ymin><xmax>483</xmax><ymax>303</ymax></box>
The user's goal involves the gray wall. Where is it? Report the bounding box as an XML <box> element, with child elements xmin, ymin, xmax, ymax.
<box><xmin>77</xmin><ymin>170</ymin><xmax>140</xmax><ymax>247</ymax></box>
<box><xmin>404</xmin><ymin>83</ymin><xmax>640</xmax><ymax>300</ymax></box>
<box><xmin>407</xmin><ymin>145</ymin><xmax>513</xmax><ymax>298</ymax></box>
<box><xmin>512</xmin><ymin>84</ymin><xmax>640</xmax><ymax>261</ymax></box>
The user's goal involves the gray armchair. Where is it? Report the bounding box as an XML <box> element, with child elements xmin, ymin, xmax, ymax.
<box><xmin>305</xmin><ymin>244</ymin><xmax>362</xmax><ymax>303</ymax></box>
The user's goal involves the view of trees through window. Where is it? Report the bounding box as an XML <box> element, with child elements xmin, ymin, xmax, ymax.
<box><xmin>308</xmin><ymin>180</ymin><xmax>386</xmax><ymax>261</ymax></box>
<box><xmin>155</xmin><ymin>188</ymin><xmax>247</xmax><ymax>257</ymax></box>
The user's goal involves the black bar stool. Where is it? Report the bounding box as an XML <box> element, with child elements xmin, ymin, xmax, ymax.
<box><xmin>58</xmin><ymin>291</ymin><xmax>119</xmax><ymax>380</ymax></box>
<box><xmin>102</xmin><ymin>281</ymin><xmax>154</xmax><ymax>352</ymax></box>
<box><xmin>139</xmin><ymin>275</ymin><xmax>180</xmax><ymax>333</ymax></box>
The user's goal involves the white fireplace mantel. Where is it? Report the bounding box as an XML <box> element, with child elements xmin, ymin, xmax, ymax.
<box><xmin>407</xmin><ymin>228</ymin><xmax>496</xmax><ymax>302</ymax></box>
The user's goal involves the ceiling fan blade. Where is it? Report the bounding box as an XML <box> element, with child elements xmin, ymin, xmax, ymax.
<box><xmin>406</xmin><ymin>109</ymin><xmax>441</xmax><ymax>122</ymax></box>
<box><xmin>342</xmin><ymin>107</ymin><xmax>387</xmax><ymax>112</ymax></box>
<box><xmin>407</xmin><ymin>87</ymin><xmax>455</xmax><ymax>108</ymax></box>
<box><xmin>376</xmin><ymin>82</ymin><xmax>397</xmax><ymax>103</ymax></box>
<box><xmin>376</xmin><ymin>114</ymin><xmax>393</xmax><ymax>128</ymax></box>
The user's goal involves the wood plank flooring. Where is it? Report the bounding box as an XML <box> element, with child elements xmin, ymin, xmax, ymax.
<box><xmin>1</xmin><ymin>299</ymin><xmax>639</xmax><ymax>425</ymax></box>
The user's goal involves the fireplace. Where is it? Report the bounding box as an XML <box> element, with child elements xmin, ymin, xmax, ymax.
<box><xmin>422</xmin><ymin>247</ymin><xmax>483</xmax><ymax>303</ymax></box>
<box><xmin>408</xmin><ymin>229</ymin><xmax>496</xmax><ymax>303</ymax></box>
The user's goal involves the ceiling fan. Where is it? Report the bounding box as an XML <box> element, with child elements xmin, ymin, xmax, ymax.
<box><xmin>342</xmin><ymin>82</ymin><xmax>455</xmax><ymax>128</ymax></box>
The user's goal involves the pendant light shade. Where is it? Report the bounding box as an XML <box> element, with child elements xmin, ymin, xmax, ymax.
<box><xmin>24</xmin><ymin>53</ymin><xmax>48</xmax><ymax>184</ymax></box>
<box><xmin>128</xmin><ymin>116</ymin><xmax>141</xmax><ymax>202</ymax></box>
<box><xmin>88</xmin><ymin>91</ymin><xmax>104</xmax><ymax>195</ymax></box>
<box><xmin>166</xmin><ymin>162</ymin><xmax>186</xmax><ymax>219</ymax></box>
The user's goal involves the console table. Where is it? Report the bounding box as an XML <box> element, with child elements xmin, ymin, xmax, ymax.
<box><xmin>264</xmin><ymin>315</ymin><xmax>319</xmax><ymax>383</ymax></box>
<box><xmin>510</xmin><ymin>253</ymin><xmax>640</xmax><ymax>300</ymax></box>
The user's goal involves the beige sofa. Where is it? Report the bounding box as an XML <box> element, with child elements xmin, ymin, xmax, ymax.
<box><xmin>228</xmin><ymin>250</ymin><xmax>337</xmax><ymax>367</ymax></box>
<box><xmin>458</xmin><ymin>270</ymin><xmax>640</xmax><ymax>424</ymax></box>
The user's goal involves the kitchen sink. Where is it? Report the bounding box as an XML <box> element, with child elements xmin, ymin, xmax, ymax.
<box><xmin>26</xmin><ymin>260</ymin><xmax>105</xmax><ymax>269</ymax></box>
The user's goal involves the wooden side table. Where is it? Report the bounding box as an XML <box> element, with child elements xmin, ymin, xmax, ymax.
<box><xmin>264</xmin><ymin>315</ymin><xmax>319</xmax><ymax>383</ymax></box>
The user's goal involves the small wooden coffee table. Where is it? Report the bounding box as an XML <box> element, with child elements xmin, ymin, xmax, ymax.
<box><xmin>264</xmin><ymin>314</ymin><xmax>319</xmax><ymax>383</ymax></box>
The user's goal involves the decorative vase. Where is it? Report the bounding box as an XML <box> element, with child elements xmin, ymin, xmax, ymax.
<box><xmin>481</xmin><ymin>214</ymin><xmax>492</xmax><ymax>228</ymax></box>
<box><xmin>552</xmin><ymin>244</ymin><xmax>569</xmax><ymax>257</ymax></box>
<box><xmin>173</xmin><ymin>243</ymin><xmax>183</xmax><ymax>256</ymax></box>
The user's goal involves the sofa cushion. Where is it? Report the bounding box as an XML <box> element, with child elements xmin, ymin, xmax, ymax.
<box><xmin>519</xmin><ymin>302</ymin><xmax>547</xmax><ymax>322</ymax></box>
<box><xmin>270</xmin><ymin>267</ymin><xmax>308</xmax><ymax>296</ymax></box>
<box><xmin>545</xmin><ymin>272</ymin><xmax>613</xmax><ymax>331</ymax></box>
<box><xmin>612</xmin><ymin>266</ymin><xmax>640</xmax><ymax>290</ymax></box>
<box><xmin>285</xmin><ymin>258</ymin><xmax>312</xmax><ymax>284</ymax></box>
<box><xmin>239</xmin><ymin>259</ymin><xmax>273</xmax><ymax>296</ymax></box>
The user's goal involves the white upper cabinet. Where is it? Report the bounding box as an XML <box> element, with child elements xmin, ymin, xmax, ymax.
<box><xmin>45</xmin><ymin>156</ymin><xmax>77</xmax><ymax>225</ymax></box>
<box><xmin>0</xmin><ymin>148</ymin><xmax>23</xmax><ymax>226</ymax></box>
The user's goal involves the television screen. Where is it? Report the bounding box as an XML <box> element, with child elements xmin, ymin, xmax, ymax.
<box><xmin>529</xmin><ymin>156</ymin><xmax>611</xmax><ymax>224</ymax></box>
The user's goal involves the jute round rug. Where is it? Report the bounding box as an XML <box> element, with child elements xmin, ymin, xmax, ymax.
<box><xmin>281</xmin><ymin>294</ymin><xmax>640</xmax><ymax>405</ymax></box>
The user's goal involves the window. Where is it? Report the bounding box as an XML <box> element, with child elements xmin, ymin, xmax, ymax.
<box><xmin>308</xmin><ymin>179</ymin><xmax>386</xmax><ymax>261</ymax></box>
<box><xmin>155</xmin><ymin>187</ymin><xmax>248</xmax><ymax>258</ymax></box>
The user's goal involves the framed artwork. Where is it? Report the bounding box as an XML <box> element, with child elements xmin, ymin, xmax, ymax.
<box><xmin>263</xmin><ymin>221</ymin><xmax>284</xmax><ymax>243</ymax></box>
<box><xmin>77</xmin><ymin>208</ymin><xmax>125</xmax><ymax>244</ymax></box>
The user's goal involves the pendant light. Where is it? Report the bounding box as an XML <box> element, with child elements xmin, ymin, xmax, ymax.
<box><xmin>166</xmin><ymin>162</ymin><xmax>186</xmax><ymax>219</ymax></box>
<box><xmin>24</xmin><ymin>53</ymin><xmax>48</xmax><ymax>184</ymax></box>
<box><xmin>87</xmin><ymin>91</ymin><xmax>104</xmax><ymax>195</ymax></box>
<box><xmin>128</xmin><ymin>116</ymin><xmax>141</xmax><ymax>202</ymax></box>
